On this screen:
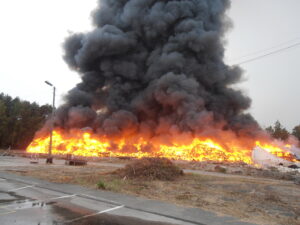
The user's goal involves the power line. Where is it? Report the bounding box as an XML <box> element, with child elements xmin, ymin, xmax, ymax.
<box><xmin>233</xmin><ymin>42</ymin><xmax>300</xmax><ymax>66</ymax></box>
<box><xmin>229</xmin><ymin>37</ymin><xmax>300</xmax><ymax>62</ymax></box>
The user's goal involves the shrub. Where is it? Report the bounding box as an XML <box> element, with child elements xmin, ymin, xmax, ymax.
<box><xmin>96</xmin><ymin>180</ymin><xmax>106</xmax><ymax>189</ymax></box>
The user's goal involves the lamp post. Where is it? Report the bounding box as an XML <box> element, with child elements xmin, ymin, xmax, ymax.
<box><xmin>45</xmin><ymin>81</ymin><xmax>56</xmax><ymax>164</ymax></box>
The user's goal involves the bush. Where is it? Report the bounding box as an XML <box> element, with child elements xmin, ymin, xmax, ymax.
<box><xmin>96</xmin><ymin>180</ymin><xmax>106</xmax><ymax>189</ymax></box>
<box><xmin>116</xmin><ymin>158</ymin><xmax>184</xmax><ymax>181</ymax></box>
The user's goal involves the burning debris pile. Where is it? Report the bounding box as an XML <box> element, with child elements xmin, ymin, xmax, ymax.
<box><xmin>27</xmin><ymin>0</ymin><xmax>299</xmax><ymax>165</ymax></box>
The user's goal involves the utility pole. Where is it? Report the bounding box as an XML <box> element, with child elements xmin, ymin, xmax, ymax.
<box><xmin>45</xmin><ymin>81</ymin><xmax>56</xmax><ymax>164</ymax></box>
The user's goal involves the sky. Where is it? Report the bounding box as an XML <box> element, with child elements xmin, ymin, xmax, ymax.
<box><xmin>0</xmin><ymin>0</ymin><xmax>299</xmax><ymax>131</ymax></box>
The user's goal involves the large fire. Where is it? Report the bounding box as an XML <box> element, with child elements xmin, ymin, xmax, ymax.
<box><xmin>26</xmin><ymin>130</ymin><xmax>298</xmax><ymax>164</ymax></box>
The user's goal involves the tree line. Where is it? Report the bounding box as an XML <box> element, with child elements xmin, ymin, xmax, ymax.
<box><xmin>0</xmin><ymin>93</ymin><xmax>52</xmax><ymax>150</ymax></box>
<box><xmin>0</xmin><ymin>92</ymin><xmax>299</xmax><ymax>150</ymax></box>
<box><xmin>266</xmin><ymin>121</ymin><xmax>300</xmax><ymax>143</ymax></box>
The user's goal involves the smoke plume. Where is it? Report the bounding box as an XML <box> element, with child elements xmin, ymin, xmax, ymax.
<box><xmin>53</xmin><ymin>0</ymin><xmax>261</xmax><ymax>142</ymax></box>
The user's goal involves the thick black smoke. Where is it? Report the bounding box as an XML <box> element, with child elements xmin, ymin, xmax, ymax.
<box><xmin>54</xmin><ymin>0</ymin><xmax>260</xmax><ymax>140</ymax></box>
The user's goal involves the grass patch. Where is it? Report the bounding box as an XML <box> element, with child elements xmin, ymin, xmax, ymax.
<box><xmin>105</xmin><ymin>179</ymin><xmax>123</xmax><ymax>192</ymax></box>
<box><xmin>96</xmin><ymin>177</ymin><xmax>124</xmax><ymax>191</ymax></box>
<box><xmin>96</xmin><ymin>180</ymin><xmax>106</xmax><ymax>190</ymax></box>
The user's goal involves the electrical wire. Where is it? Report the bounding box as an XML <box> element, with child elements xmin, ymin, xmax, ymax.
<box><xmin>229</xmin><ymin>37</ymin><xmax>300</xmax><ymax>62</ymax></box>
<box><xmin>233</xmin><ymin>42</ymin><xmax>300</xmax><ymax>66</ymax></box>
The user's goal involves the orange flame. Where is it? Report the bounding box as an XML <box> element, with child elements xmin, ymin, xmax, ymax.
<box><xmin>26</xmin><ymin>130</ymin><xmax>298</xmax><ymax>164</ymax></box>
<box><xmin>255</xmin><ymin>141</ymin><xmax>297</xmax><ymax>162</ymax></box>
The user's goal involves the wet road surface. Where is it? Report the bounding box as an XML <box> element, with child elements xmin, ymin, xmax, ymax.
<box><xmin>0</xmin><ymin>167</ymin><xmax>256</xmax><ymax>225</ymax></box>
<box><xmin>0</xmin><ymin>178</ymin><xmax>196</xmax><ymax>225</ymax></box>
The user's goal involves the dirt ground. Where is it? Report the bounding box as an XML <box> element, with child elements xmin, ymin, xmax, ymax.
<box><xmin>0</xmin><ymin>157</ymin><xmax>299</xmax><ymax>225</ymax></box>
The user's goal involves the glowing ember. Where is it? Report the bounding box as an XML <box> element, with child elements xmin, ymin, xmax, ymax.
<box><xmin>26</xmin><ymin>130</ymin><xmax>298</xmax><ymax>164</ymax></box>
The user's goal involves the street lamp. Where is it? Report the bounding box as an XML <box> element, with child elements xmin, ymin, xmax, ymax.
<box><xmin>45</xmin><ymin>81</ymin><xmax>56</xmax><ymax>164</ymax></box>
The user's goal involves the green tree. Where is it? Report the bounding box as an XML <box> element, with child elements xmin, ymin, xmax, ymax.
<box><xmin>0</xmin><ymin>93</ymin><xmax>52</xmax><ymax>150</ymax></box>
<box><xmin>0</xmin><ymin>99</ymin><xmax>8</xmax><ymax>147</ymax></box>
<box><xmin>292</xmin><ymin>125</ymin><xmax>300</xmax><ymax>141</ymax></box>
<box><xmin>266</xmin><ymin>121</ymin><xmax>290</xmax><ymax>141</ymax></box>
<box><xmin>265</xmin><ymin>126</ymin><xmax>274</xmax><ymax>135</ymax></box>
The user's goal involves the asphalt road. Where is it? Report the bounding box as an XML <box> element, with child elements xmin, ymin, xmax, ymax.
<box><xmin>0</xmin><ymin>176</ymin><xmax>196</xmax><ymax>225</ymax></box>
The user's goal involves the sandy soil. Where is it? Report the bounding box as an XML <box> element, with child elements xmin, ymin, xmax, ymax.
<box><xmin>0</xmin><ymin>157</ymin><xmax>299</xmax><ymax>225</ymax></box>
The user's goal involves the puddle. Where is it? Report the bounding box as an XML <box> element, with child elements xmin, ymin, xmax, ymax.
<box><xmin>0</xmin><ymin>191</ymin><xmax>178</xmax><ymax>225</ymax></box>
<box><xmin>60</xmin><ymin>213</ymin><xmax>181</xmax><ymax>225</ymax></box>
<box><xmin>51</xmin><ymin>205</ymin><xmax>182</xmax><ymax>225</ymax></box>
<box><xmin>0</xmin><ymin>190</ymin><xmax>57</xmax><ymax>210</ymax></box>
<box><xmin>51</xmin><ymin>204</ymin><xmax>92</xmax><ymax>222</ymax></box>
<box><xmin>0</xmin><ymin>191</ymin><xmax>27</xmax><ymax>204</ymax></box>
<box><xmin>7</xmin><ymin>199</ymin><xmax>58</xmax><ymax>210</ymax></box>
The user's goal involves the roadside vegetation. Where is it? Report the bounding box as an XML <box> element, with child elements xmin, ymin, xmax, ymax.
<box><xmin>266</xmin><ymin>120</ymin><xmax>300</xmax><ymax>145</ymax></box>
<box><xmin>0</xmin><ymin>93</ymin><xmax>52</xmax><ymax>150</ymax></box>
<box><xmin>1</xmin><ymin>92</ymin><xmax>300</xmax><ymax>150</ymax></box>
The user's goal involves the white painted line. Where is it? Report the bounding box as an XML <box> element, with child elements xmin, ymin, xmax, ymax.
<box><xmin>8</xmin><ymin>185</ymin><xmax>35</xmax><ymax>192</ymax></box>
<box><xmin>80</xmin><ymin>194</ymin><xmax>121</xmax><ymax>205</ymax></box>
<box><xmin>0</xmin><ymin>211</ymin><xmax>16</xmax><ymax>216</ymax></box>
<box><xmin>49</xmin><ymin>194</ymin><xmax>77</xmax><ymax>200</ymax></box>
<box><xmin>0</xmin><ymin>178</ymin><xmax>6</xmax><ymax>181</ymax></box>
<box><xmin>98</xmin><ymin>205</ymin><xmax>124</xmax><ymax>214</ymax></box>
<box><xmin>64</xmin><ymin>205</ymin><xmax>124</xmax><ymax>223</ymax></box>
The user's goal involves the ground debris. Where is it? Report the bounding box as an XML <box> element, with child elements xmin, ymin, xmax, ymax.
<box><xmin>114</xmin><ymin>158</ymin><xmax>184</xmax><ymax>181</ymax></box>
